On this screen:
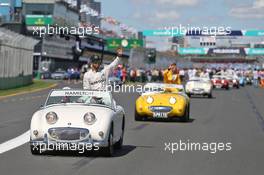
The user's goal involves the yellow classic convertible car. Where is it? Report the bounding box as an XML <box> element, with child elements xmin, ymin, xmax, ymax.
<box><xmin>135</xmin><ymin>83</ymin><xmax>190</xmax><ymax>122</ymax></box>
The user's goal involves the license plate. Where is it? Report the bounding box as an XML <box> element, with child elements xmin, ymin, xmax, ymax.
<box><xmin>216</xmin><ymin>85</ymin><xmax>221</xmax><ymax>88</ymax></box>
<box><xmin>153</xmin><ymin>112</ymin><xmax>168</xmax><ymax>118</ymax></box>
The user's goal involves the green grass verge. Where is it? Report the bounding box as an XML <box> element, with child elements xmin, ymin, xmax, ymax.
<box><xmin>0</xmin><ymin>80</ymin><xmax>55</xmax><ymax>97</ymax></box>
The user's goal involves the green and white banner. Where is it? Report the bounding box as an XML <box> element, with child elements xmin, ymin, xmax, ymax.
<box><xmin>25</xmin><ymin>15</ymin><xmax>53</xmax><ymax>26</ymax></box>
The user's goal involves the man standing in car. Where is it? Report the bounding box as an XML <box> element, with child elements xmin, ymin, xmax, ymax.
<box><xmin>163</xmin><ymin>63</ymin><xmax>182</xmax><ymax>85</ymax></box>
<box><xmin>83</xmin><ymin>48</ymin><xmax>123</xmax><ymax>90</ymax></box>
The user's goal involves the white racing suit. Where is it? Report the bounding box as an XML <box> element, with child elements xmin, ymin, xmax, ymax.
<box><xmin>83</xmin><ymin>57</ymin><xmax>121</xmax><ymax>90</ymax></box>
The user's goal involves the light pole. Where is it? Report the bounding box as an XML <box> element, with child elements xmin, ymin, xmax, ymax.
<box><xmin>37</xmin><ymin>35</ymin><xmax>45</xmax><ymax>79</ymax></box>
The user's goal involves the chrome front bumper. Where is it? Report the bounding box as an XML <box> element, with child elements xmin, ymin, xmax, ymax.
<box><xmin>188</xmin><ymin>88</ymin><xmax>210</xmax><ymax>95</ymax></box>
<box><xmin>30</xmin><ymin>127</ymin><xmax>109</xmax><ymax>151</ymax></box>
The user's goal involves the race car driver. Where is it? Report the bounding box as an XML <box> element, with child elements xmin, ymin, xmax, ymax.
<box><xmin>83</xmin><ymin>48</ymin><xmax>123</xmax><ymax>90</ymax></box>
<box><xmin>163</xmin><ymin>63</ymin><xmax>182</xmax><ymax>85</ymax></box>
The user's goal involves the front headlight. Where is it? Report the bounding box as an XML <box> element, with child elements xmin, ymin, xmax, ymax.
<box><xmin>46</xmin><ymin>112</ymin><xmax>58</xmax><ymax>124</ymax></box>
<box><xmin>169</xmin><ymin>97</ymin><xmax>177</xmax><ymax>104</ymax></box>
<box><xmin>84</xmin><ymin>112</ymin><xmax>96</xmax><ymax>125</ymax></box>
<box><xmin>146</xmin><ymin>96</ymin><xmax>154</xmax><ymax>104</ymax></box>
<box><xmin>221</xmin><ymin>80</ymin><xmax>225</xmax><ymax>84</ymax></box>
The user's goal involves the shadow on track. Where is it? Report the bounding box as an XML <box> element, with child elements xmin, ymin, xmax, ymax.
<box><xmin>135</xmin><ymin>118</ymin><xmax>195</xmax><ymax>123</ymax></box>
<box><xmin>189</xmin><ymin>96</ymin><xmax>216</xmax><ymax>99</ymax></box>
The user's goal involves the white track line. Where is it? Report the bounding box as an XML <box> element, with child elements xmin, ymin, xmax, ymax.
<box><xmin>0</xmin><ymin>130</ymin><xmax>30</xmax><ymax>154</ymax></box>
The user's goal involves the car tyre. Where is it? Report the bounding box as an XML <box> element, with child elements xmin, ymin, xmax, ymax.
<box><xmin>114</xmin><ymin>117</ymin><xmax>125</xmax><ymax>149</ymax></box>
<box><xmin>135</xmin><ymin>108</ymin><xmax>142</xmax><ymax>121</ymax></box>
<box><xmin>103</xmin><ymin>125</ymin><xmax>114</xmax><ymax>157</ymax></box>
<box><xmin>181</xmin><ymin>105</ymin><xmax>190</xmax><ymax>122</ymax></box>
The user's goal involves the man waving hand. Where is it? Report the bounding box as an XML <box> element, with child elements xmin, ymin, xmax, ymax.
<box><xmin>83</xmin><ymin>48</ymin><xmax>123</xmax><ymax>90</ymax></box>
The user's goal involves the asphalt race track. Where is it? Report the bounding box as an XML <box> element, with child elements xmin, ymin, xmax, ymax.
<box><xmin>0</xmin><ymin>82</ymin><xmax>264</xmax><ymax>175</ymax></box>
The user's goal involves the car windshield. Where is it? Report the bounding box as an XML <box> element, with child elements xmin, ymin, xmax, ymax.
<box><xmin>45</xmin><ymin>90</ymin><xmax>112</xmax><ymax>108</ymax></box>
<box><xmin>143</xmin><ymin>84</ymin><xmax>184</xmax><ymax>93</ymax></box>
<box><xmin>190</xmin><ymin>77</ymin><xmax>210</xmax><ymax>82</ymax></box>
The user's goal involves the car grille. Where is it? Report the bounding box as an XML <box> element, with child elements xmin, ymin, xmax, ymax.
<box><xmin>192</xmin><ymin>88</ymin><xmax>203</xmax><ymax>91</ymax></box>
<box><xmin>149</xmin><ymin>106</ymin><xmax>172</xmax><ymax>113</ymax></box>
<box><xmin>48</xmin><ymin>127</ymin><xmax>89</xmax><ymax>141</ymax></box>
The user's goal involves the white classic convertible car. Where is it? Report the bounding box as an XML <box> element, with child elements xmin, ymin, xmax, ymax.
<box><xmin>30</xmin><ymin>89</ymin><xmax>125</xmax><ymax>156</ymax></box>
<box><xmin>185</xmin><ymin>77</ymin><xmax>213</xmax><ymax>98</ymax></box>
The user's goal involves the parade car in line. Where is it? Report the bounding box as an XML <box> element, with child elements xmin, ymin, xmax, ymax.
<box><xmin>211</xmin><ymin>75</ymin><xmax>229</xmax><ymax>90</ymax></box>
<box><xmin>51</xmin><ymin>70</ymin><xmax>68</xmax><ymax>80</ymax></box>
<box><xmin>238</xmin><ymin>75</ymin><xmax>246</xmax><ymax>87</ymax></box>
<box><xmin>185</xmin><ymin>77</ymin><xmax>213</xmax><ymax>98</ymax></box>
<box><xmin>30</xmin><ymin>89</ymin><xmax>125</xmax><ymax>156</ymax></box>
<box><xmin>226</xmin><ymin>75</ymin><xmax>240</xmax><ymax>89</ymax></box>
<box><xmin>135</xmin><ymin>83</ymin><xmax>190</xmax><ymax>122</ymax></box>
<box><xmin>245</xmin><ymin>75</ymin><xmax>253</xmax><ymax>85</ymax></box>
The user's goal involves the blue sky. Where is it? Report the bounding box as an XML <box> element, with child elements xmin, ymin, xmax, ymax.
<box><xmin>99</xmin><ymin>0</ymin><xmax>264</xmax><ymax>49</ymax></box>
<box><xmin>100</xmin><ymin>0</ymin><xmax>264</xmax><ymax>30</ymax></box>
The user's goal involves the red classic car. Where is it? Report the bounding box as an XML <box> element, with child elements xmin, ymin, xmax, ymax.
<box><xmin>211</xmin><ymin>75</ymin><xmax>229</xmax><ymax>90</ymax></box>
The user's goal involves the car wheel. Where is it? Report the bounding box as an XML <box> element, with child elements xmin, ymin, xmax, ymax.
<box><xmin>30</xmin><ymin>145</ymin><xmax>41</xmax><ymax>155</ymax></box>
<box><xmin>181</xmin><ymin>105</ymin><xmax>190</xmax><ymax>122</ymax></box>
<box><xmin>208</xmin><ymin>93</ymin><xmax>213</xmax><ymax>98</ymax></box>
<box><xmin>103</xmin><ymin>125</ymin><xmax>114</xmax><ymax>157</ymax></box>
<box><xmin>135</xmin><ymin>108</ymin><xmax>142</xmax><ymax>121</ymax></box>
<box><xmin>114</xmin><ymin>117</ymin><xmax>125</xmax><ymax>149</ymax></box>
<box><xmin>225</xmin><ymin>86</ymin><xmax>229</xmax><ymax>90</ymax></box>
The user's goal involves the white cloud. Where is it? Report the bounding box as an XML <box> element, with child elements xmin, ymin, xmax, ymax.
<box><xmin>132</xmin><ymin>10</ymin><xmax>180</xmax><ymax>26</ymax></box>
<box><xmin>155</xmin><ymin>0</ymin><xmax>198</xmax><ymax>6</ymax></box>
<box><xmin>155</xmin><ymin>11</ymin><xmax>180</xmax><ymax>20</ymax></box>
<box><xmin>131</xmin><ymin>0</ymin><xmax>198</xmax><ymax>6</ymax></box>
<box><xmin>230</xmin><ymin>0</ymin><xmax>264</xmax><ymax>19</ymax></box>
<box><xmin>253</xmin><ymin>0</ymin><xmax>264</xmax><ymax>8</ymax></box>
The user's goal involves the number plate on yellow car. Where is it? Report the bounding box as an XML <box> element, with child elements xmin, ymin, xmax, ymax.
<box><xmin>153</xmin><ymin>112</ymin><xmax>168</xmax><ymax>118</ymax></box>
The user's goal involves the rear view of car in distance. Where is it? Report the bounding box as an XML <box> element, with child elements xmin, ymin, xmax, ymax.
<box><xmin>51</xmin><ymin>69</ymin><xmax>68</xmax><ymax>80</ymax></box>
